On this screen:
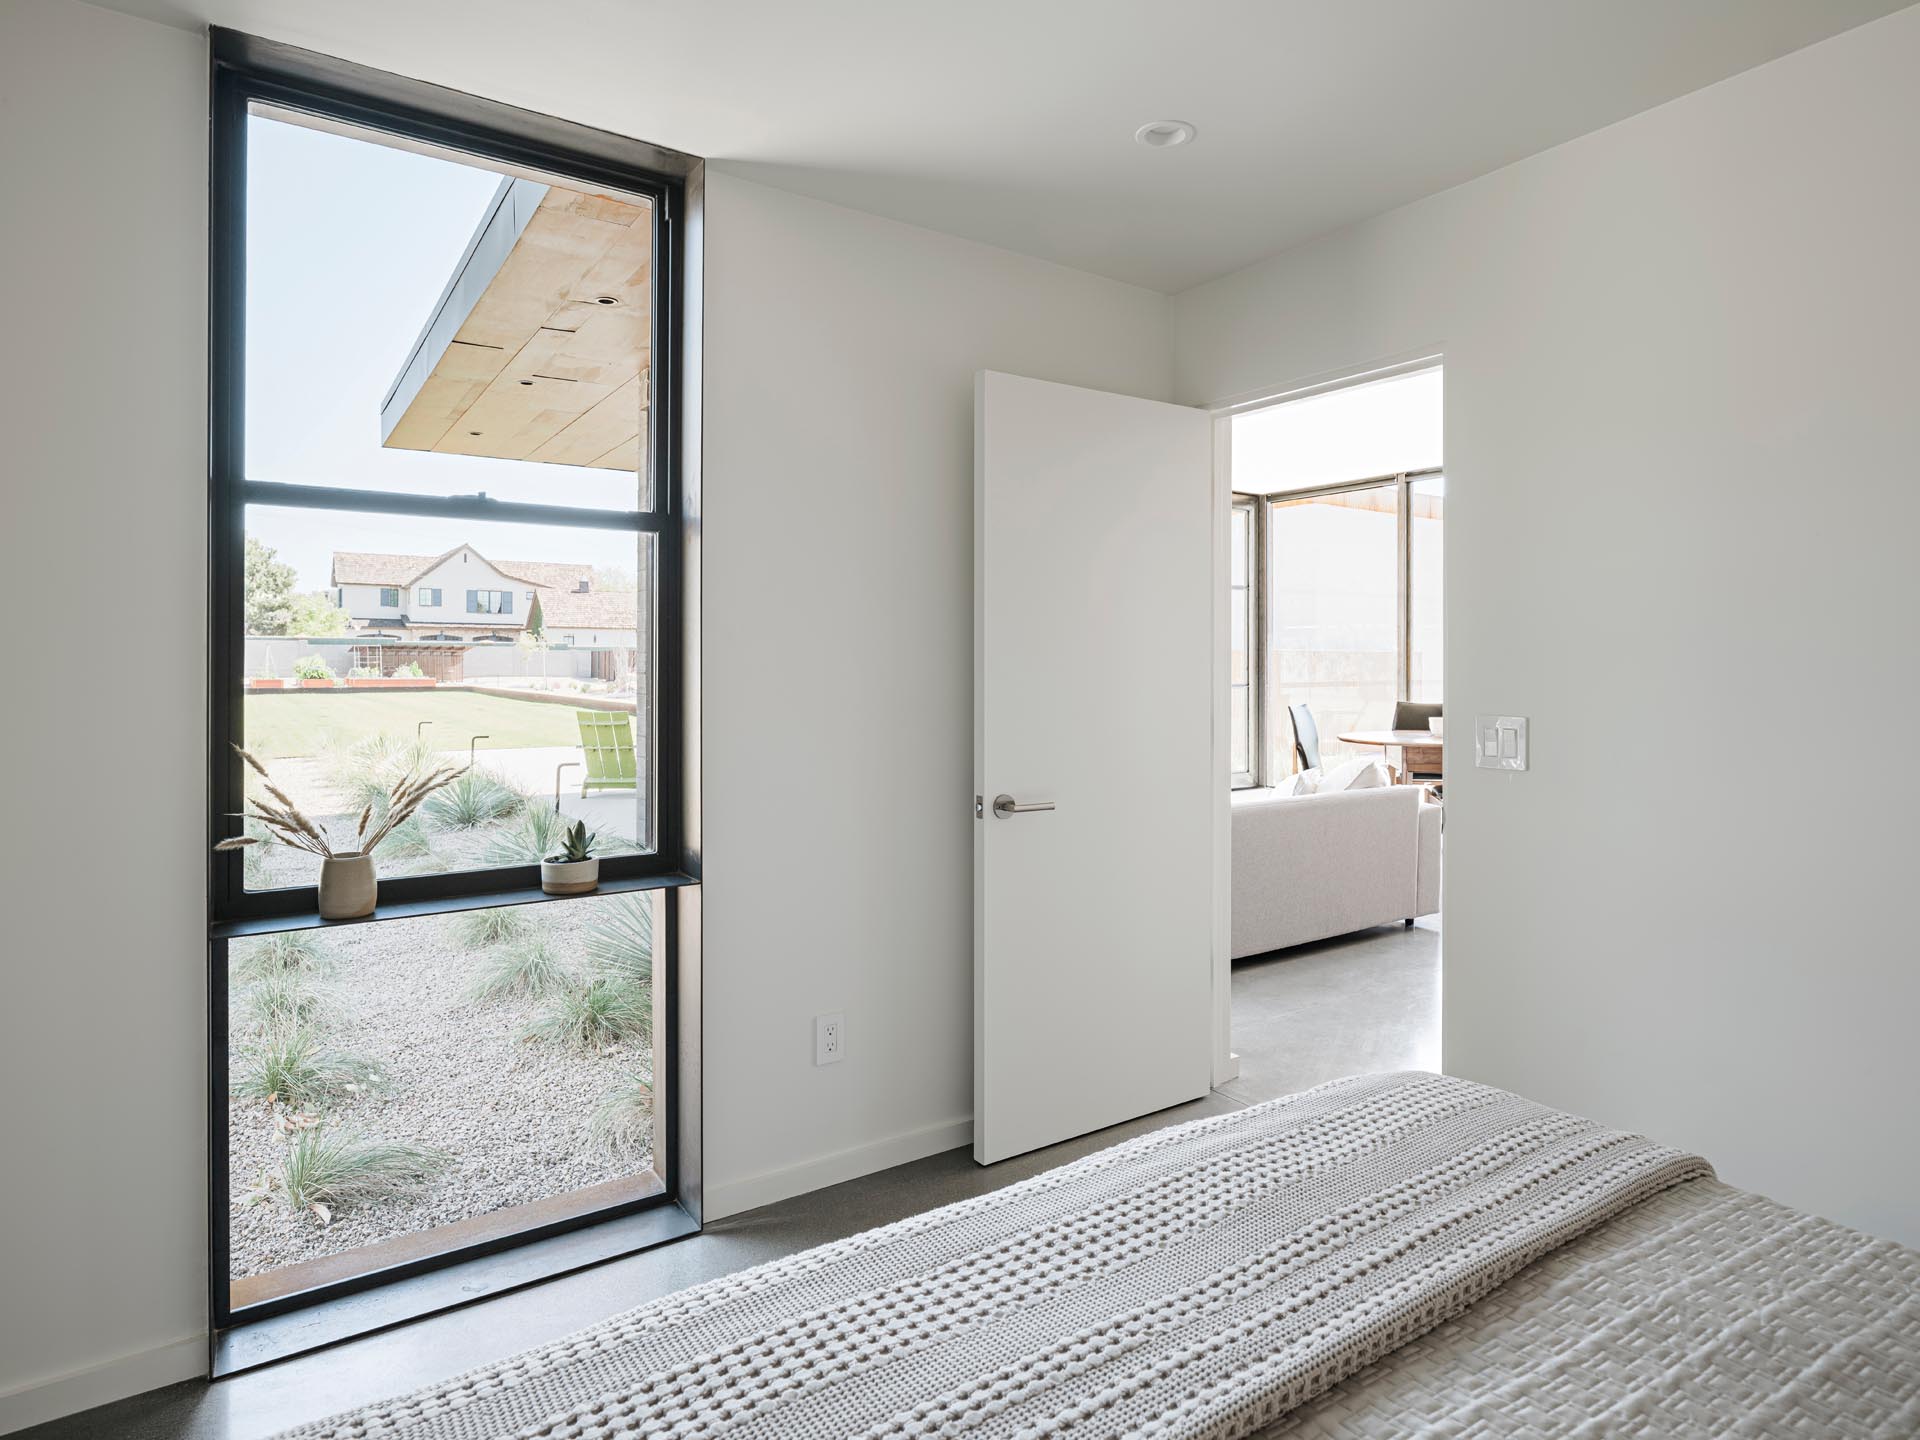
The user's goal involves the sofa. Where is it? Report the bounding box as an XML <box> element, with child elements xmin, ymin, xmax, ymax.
<box><xmin>1231</xmin><ymin>780</ymin><xmax>1441</xmax><ymax>959</ymax></box>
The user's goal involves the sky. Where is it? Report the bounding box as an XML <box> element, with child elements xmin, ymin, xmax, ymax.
<box><xmin>245</xmin><ymin>115</ymin><xmax>640</xmax><ymax>591</ymax></box>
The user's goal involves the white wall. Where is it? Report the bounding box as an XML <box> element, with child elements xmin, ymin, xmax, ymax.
<box><xmin>700</xmin><ymin>173</ymin><xmax>1172</xmax><ymax>1215</ymax></box>
<box><xmin>0</xmin><ymin>0</ymin><xmax>211</xmax><ymax>1428</ymax></box>
<box><xmin>1176</xmin><ymin>6</ymin><xmax>1920</xmax><ymax>1247</ymax></box>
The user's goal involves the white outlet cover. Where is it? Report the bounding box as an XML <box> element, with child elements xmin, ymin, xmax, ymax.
<box><xmin>814</xmin><ymin>1012</ymin><xmax>845</xmax><ymax>1066</ymax></box>
<box><xmin>1475</xmin><ymin>715</ymin><xmax>1528</xmax><ymax>771</ymax></box>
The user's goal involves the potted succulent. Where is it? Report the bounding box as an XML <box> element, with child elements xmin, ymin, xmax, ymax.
<box><xmin>540</xmin><ymin>819</ymin><xmax>600</xmax><ymax>896</ymax></box>
<box><xmin>215</xmin><ymin>745</ymin><xmax>465</xmax><ymax>919</ymax></box>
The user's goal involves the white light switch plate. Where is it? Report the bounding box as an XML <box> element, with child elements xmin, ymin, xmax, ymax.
<box><xmin>1475</xmin><ymin>715</ymin><xmax>1529</xmax><ymax>771</ymax></box>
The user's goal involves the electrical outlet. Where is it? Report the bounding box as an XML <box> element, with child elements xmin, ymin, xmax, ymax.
<box><xmin>814</xmin><ymin>1012</ymin><xmax>845</xmax><ymax>1066</ymax></box>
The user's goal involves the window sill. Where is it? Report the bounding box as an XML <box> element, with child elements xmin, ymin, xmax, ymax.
<box><xmin>213</xmin><ymin>1199</ymin><xmax>700</xmax><ymax>1377</ymax></box>
<box><xmin>210</xmin><ymin>870</ymin><xmax>697</xmax><ymax>939</ymax></box>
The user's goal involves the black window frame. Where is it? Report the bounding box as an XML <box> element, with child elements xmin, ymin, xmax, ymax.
<box><xmin>207</xmin><ymin>28</ymin><xmax>703</xmax><ymax>1363</ymax></box>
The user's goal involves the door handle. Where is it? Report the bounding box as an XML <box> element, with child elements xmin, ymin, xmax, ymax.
<box><xmin>992</xmin><ymin>793</ymin><xmax>1056</xmax><ymax>818</ymax></box>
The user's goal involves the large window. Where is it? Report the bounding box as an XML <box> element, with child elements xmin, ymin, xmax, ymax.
<box><xmin>1230</xmin><ymin>367</ymin><xmax>1443</xmax><ymax>785</ymax></box>
<box><xmin>1229</xmin><ymin>497</ymin><xmax>1258</xmax><ymax>786</ymax></box>
<box><xmin>210</xmin><ymin>31</ymin><xmax>695</xmax><ymax>1357</ymax></box>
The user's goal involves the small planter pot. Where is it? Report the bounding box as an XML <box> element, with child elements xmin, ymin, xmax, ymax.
<box><xmin>540</xmin><ymin>855</ymin><xmax>600</xmax><ymax>896</ymax></box>
<box><xmin>318</xmin><ymin>852</ymin><xmax>377</xmax><ymax>920</ymax></box>
<box><xmin>297</xmin><ymin>678</ymin><xmax>337</xmax><ymax>689</ymax></box>
<box><xmin>247</xmin><ymin>678</ymin><xmax>286</xmax><ymax>690</ymax></box>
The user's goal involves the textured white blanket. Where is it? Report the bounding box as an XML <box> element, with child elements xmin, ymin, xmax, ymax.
<box><xmin>282</xmin><ymin>1073</ymin><xmax>1714</xmax><ymax>1439</ymax></box>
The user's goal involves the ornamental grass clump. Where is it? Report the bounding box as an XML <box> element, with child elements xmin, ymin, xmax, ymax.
<box><xmin>277</xmin><ymin>1128</ymin><xmax>447</xmax><ymax>1221</ymax></box>
<box><xmin>232</xmin><ymin>1024</ymin><xmax>383</xmax><ymax>1109</ymax></box>
<box><xmin>449</xmin><ymin>905</ymin><xmax>530</xmax><ymax>949</ymax></box>
<box><xmin>524</xmin><ymin>975</ymin><xmax>649</xmax><ymax>1054</ymax></box>
<box><xmin>588</xmin><ymin>1072</ymin><xmax>655</xmax><ymax>1160</ymax></box>
<box><xmin>469</xmin><ymin>935</ymin><xmax>572</xmax><ymax>1002</ymax></box>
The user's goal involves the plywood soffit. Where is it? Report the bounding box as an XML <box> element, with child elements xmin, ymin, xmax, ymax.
<box><xmin>381</xmin><ymin>177</ymin><xmax>651</xmax><ymax>472</ymax></box>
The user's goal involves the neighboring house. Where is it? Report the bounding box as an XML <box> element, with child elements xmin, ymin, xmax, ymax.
<box><xmin>329</xmin><ymin>545</ymin><xmax>639</xmax><ymax>648</ymax></box>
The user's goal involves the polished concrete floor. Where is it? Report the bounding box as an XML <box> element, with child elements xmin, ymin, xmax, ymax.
<box><xmin>26</xmin><ymin>918</ymin><xmax>1438</xmax><ymax>1440</ymax></box>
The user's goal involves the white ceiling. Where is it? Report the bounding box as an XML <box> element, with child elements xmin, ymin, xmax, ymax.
<box><xmin>92</xmin><ymin>0</ymin><xmax>1911</xmax><ymax>292</ymax></box>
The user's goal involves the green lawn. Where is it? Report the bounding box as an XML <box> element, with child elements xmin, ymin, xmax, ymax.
<box><xmin>245</xmin><ymin>690</ymin><xmax>589</xmax><ymax>759</ymax></box>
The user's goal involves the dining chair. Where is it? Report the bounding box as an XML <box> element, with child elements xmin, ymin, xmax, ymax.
<box><xmin>1391</xmin><ymin>700</ymin><xmax>1444</xmax><ymax>784</ymax></box>
<box><xmin>1288</xmin><ymin>702</ymin><xmax>1321</xmax><ymax>773</ymax></box>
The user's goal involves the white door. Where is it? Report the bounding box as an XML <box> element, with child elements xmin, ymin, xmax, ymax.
<box><xmin>974</xmin><ymin>370</ymin><xmax>1215</xmax><ymax>1164</ymax></box>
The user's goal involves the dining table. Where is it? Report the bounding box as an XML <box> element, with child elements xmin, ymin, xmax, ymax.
<box><xmin>1336</xmin><ymin>729</ymin><xmax>1443</xmax><ymax>784</ymax></box>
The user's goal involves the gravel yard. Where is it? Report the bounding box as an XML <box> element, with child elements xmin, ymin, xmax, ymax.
<box><xmin>227</xmin><ymin>896</ymin><xmax>654</xmax><ymax>1283</ymax></box>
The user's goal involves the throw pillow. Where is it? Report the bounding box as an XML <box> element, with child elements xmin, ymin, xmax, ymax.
<box><xmin>1318</xmin><ymin>757</ymin><xmax>1389</xmax><ymax>792</ymax></box>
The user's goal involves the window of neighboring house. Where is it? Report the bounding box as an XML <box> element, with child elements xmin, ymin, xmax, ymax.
<box><xmin>1230</xmin><ymin>366</ymin><xmax>1443</xmax><ymax>781</ymax></box>
<box><xmin>210</xmin><ymin>31</ymin><xmax>693</xmax><ymax>1355</ymax></box>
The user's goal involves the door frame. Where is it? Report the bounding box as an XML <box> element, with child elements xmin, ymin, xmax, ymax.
<box><xmin>1206</xmin><ymin>352</ymin><xmax>1445</xmax><ymax>1089</ymax></box>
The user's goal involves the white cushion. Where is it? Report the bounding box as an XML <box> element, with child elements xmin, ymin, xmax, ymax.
<box><xmin>1317</xmin><ymin>757</ymin><xmax>1390</xmax><ymax>792</ymax></box>
<box><xmin>1279</xmin><ymin>769</ymin><xmax>1320</xmax><ymax>797</ymax></box>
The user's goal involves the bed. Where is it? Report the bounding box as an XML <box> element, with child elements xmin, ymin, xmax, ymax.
<box><xmin>279</xmin><ymin>1072</ymin><xmax>1919</xmax><ymax>1439</ymax></box>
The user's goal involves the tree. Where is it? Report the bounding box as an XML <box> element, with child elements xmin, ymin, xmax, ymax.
<box><xmin>287</xmin><ymin>590</ymin><xmax>349</xmax><ymax>637</ymax></box>
<box><xmin>525</xmin><ymin>591</ymin><xmax>546</xmax><ymax>639</ymax></box>
<box><xmin>244</xmin><ymin>538</ymin><xmax>297</xmax><ymax>635</ymax></box>
<box><xmin>590</xmin><ymin>565</ymin><xmax>635</xmax><ymax>594</ymax></box>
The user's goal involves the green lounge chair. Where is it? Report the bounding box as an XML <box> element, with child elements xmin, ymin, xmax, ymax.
<box><xmin>576</xmin><ymin>710</ymin><xmax>638</xmax><ymax>794</ymax></box>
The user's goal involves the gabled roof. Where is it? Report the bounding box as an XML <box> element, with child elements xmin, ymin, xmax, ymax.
<box><xmin>538</xmin><ymin>589</ymin><xmax>639</xmax><ymax>630</ymax></box>
<box><xmin>330</xmin><ymin>547</ymin><xmax>592</xmax><ymax>593</ymax></box>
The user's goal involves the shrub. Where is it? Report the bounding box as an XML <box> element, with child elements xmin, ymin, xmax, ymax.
<box><xmin>346</xmin><ymin>665</ymin><xmax>381</xmax><ymax>679</ymax></box>
<box><xmin>525</xmin><ymin>975</ymin><xmax>649</xmax><ymax>1053</ymax></box>
<box><xmin>279</xmin><ymin>1128</ymin><xmax>446</xmax><ymax>1216</ymax></box>
<box><xmin>588</xmin><ymin>1072</ymin><xmax>654</xmax><ymax>1160</ymax></box>
<box><xmin>423</xmin><ymin>770</ymin><xmax>525</xmax><ymax>831</ymax></box>
<box><xmin>291</xmin><ymin>655</ymin><xmax>334</xmax><ymax>681</ymax></box>
<box><xmin>449</xmin><ymin>906</ymin><xmax>531</xmax><ymax>949</ymax></box>
<box><xmin>584</xmin><ymin>895</ymin><xmax>653</xmax><ymax>988</ymax></box>
<box><xmin>232</xmin><ymin>1025</ymin><xmax>383</xmax><ymax>1108</ymax></box>
<box><xmin>239</xmin><ymin>970</ymin><xmax>335</xmax><ymax>1030</ymax></box>
<box><xmin>392</xmin><ymin>661</ymin><xmax>428</xmax><ymax>679</ymax></box>
<box><xmin>469</xmin><ymin>936</ymin><xmax>571</xmax><ymax>1001</ymax></box>
<box><xmin>231</xmin><ymin>929</ymin><xmax>330</xmax><ymax>980</ymax></box>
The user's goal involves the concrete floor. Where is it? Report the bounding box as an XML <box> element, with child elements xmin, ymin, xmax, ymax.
<box><xmin>25</xmin><ymin>919</ymin><xmax>1438</xmax><ymax>1440</ymax></box>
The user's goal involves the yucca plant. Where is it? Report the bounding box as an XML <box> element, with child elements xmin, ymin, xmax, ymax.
<box><xmin>524</xmin><ymin>976</ymin><xmax>649</xmax><ymax>1053</ymax></box>
<box><xmin>449</xmin><ymin>905</ymin><xmax>531</xmax><ymax>949</ymax></box>
<box><xmin>480</xmin><ymin>805</ymin><xmax>572</xmax><ymax>866</ymax></box>
<box><xmin>231</xmin><ymin>929</ymin><xmax>330</xmax><ymax>980</ymax></box>
<box><xmin>583</xmin><ymin>895</ymin><xmax>653</xmax><ymax>987</ymax></box>
<box><xmin>588</xmin><ymin>1072</ymin><xmax>655</xmax><ymax>1160</ymax></box>
<box><xmin>423</xmin><ymin>770</ymin><xmax>525</xmax><ymax>831</ymax></box>
<box><xmin>231</xmin><ymin>1025</ymin><xmax>383</xmax><ymax>1108</ymax></box>
<box><xmin>279</xmin><ymin>1128</ymin><xmax>447</xmax><ymax>1220</ymax></box>
<box><xmin>469</xmin><ymin>936</ymin><xmax>572</xmax><ymax>1001</ymax></box>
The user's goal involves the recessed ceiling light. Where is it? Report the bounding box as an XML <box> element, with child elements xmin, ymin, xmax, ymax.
<box><xmin>1134</xmin><ymin>120</ymin><xmax>1196</xmax><ymax>149</ymax></box>
<box><xmin>593</xmin><ymin>295</ymin><xmax>618</xmax><ymax>305</ymax></box>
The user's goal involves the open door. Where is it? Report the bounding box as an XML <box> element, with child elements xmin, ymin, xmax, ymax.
<box><xmin>974</xmin><ymin>370</ymin><xmax>1214</xmax><ymax>1163</ymax></box>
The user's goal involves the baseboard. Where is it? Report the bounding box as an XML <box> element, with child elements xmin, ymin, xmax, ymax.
<box><xmin>703</xmin><ymin>1115</ymin><xmax>974</xmax><ymax>1221</ymax></box>
<box><xmin>0</xmin><ymin>1335</ymin><xmax>205</xmax><ymax>1436</ymax></box>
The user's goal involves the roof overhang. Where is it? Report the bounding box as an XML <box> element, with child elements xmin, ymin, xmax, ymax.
<box><xmin>380</xmin><ymin>177</ymin><xmax>651</xmax><ymax>471</ymax></box>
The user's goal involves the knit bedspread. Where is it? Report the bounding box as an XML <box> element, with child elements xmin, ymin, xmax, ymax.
<box><xmin>282</xmin><ymin>1072</ymin><xmax>1713</xmax><ymax>1439</ymax></box>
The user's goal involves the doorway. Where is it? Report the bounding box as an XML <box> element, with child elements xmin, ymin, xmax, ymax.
<box><xmin>1215</xmin><ymin>363</ymin><xmax>1444</xmax><ymax>1099</ymax></box>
